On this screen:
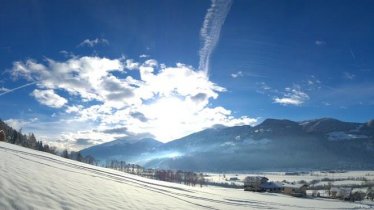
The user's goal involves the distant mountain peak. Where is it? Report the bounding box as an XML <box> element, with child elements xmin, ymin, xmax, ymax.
<box><xmin>259</xmin><ymin>118</ymin><xmax>299</xmax><ymax>127</ymax></box>
<box><xmin>81</xmin><ymin>117</ymin><xmax>374</xmax><ymax>171</ymax></box>
<box><xmin>210</xmin><ymin>124</ymin><xmax>228</xmax><ymax>129</ymax></box>
<box><xmin>300</xmin><ymin>117</ymin><xmax>341</xmax><ymax>125</ymax></box>
<box><xmin>300</xmin><ymin>118</ymin><xmax>360</xmax><ymax>134</ymax></box>
<box><xmin>105</xmin><ymin>137</ymin><xmax>161</xmax><ymax>146</ymax></box>
<box><xmin>135</xmin><ymin>138</ymin><xmax>163</xmax><ymax>144</ymax></box>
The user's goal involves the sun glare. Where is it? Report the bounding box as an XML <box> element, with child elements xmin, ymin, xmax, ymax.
<box><xmin>141</xmin><ymin>97</ymin><xmax>198</xmax><ymax>141</ymax></box>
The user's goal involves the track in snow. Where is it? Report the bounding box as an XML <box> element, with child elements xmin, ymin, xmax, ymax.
<box><xmin>0</xmin><ymin>143</ymin><xmax>371</xmax><ymax>210</ymax></box>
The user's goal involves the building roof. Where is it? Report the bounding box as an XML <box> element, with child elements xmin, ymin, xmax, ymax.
<box><xmin>260</xmin><ymin>181</ymin><xmax>284</xmax><ymax>189</ymax></box>
<box><xmin>244</xmin><ymin>176</ymin><xmax>269</xmax><ymax>182</ymax></box>
<box><xmin>281</xmin><ymin>183</ymin><xmax>308</xmax><ymax>189</ymax></box>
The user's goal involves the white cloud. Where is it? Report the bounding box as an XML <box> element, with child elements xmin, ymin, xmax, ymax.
<box><xmin>60</xmin><ymin>130</ymin><xmax>124</xmax><ymax>149</ymax></box>
<box><xmin>257</xmin><ymin>76</ymin><xmax>318</xmax><ymax>106</ymax></box>
<box><xmin>199</xmin><ymin>0</ymin><xmax>232</xmax><ymax>73</ymax></box>
<box><xmin>125</xmin><ymin>59</ymin><xmax>139</xmax><ymax>70</ymax></box>
<box><xmin>256</xmin><ymin>82</ymin><xmax>278</xmax><ymax>95</ymax></box>
<box><xmin>304</xmin><ymin>75</ymin><xmax>322</xmax><ymax>91</ymax></box>
<box><xmin>31</xmin><ymin>89</ymin><xmax>68</xmax><ymax>108</ymax></box>
<box><xmin>231</xmin><ymin>71</ymin><xmax>244</xmax><ymax>78</ymax></box>
<box><xmin>59</xmin><ymin>50</ymin><xmax>76</xmax><ymax>58</ymax></box>
<box><xmin>143</xmin><ymin>59</ymin><xmax>158</xmax><ymax>67</ymax></box>
<box><xmin>139</xmin><ymin>54</ymin><xmax>149</xmax><ymax>58</ymax></box>
<box><xmin>232</xmin><ymin>71</ymin><xmax>265</xmax><ymax>79</ymax></box>
<box><xmin>12</xmin><ymin>56</ymin><xmax>126</xmax><ymax>103</ymax></box>
<box><xmin>0</xmin><ymin>87</ymin><xmax>10</xmax><ymax>92</ymax></box>
<box><xmin>78</xmin><ymin>38</ymin><xmax>109</xmax><ymax>47</ymax></box>
<box><xmin>4</xmin><ymin>118</ymin><xmax>38</xmax><ymax>130</ymax></box>
<box><xmin>11</xmin><ymin>55</ymin><xmax>256</xmax><ymax>145</ymax></box>
<box><xmin>66</xmin><ymin>105</ymin><xmax>83</xmax><ymax>114</ymax></box>
<box><xmin>274</xmin><ymin>97</ymin><xmax>302</xmax><ymax>106</ymax></box>
<box><xmin>258</xmin><ymin>82</ymin><xmax>271</xmax><ymax>91</ymax></box>
<box><xmin>315</xmin><ymin>40</ymin><xmax>326</xmax><ymax>46</ymax></box>
<box><xmin>343</xmin><ymin>72</ymin><xmax>355</xmax><ymax>80</ymax></box>
<box><xmin>273</xmin><ymin>87</ymin><xmax>310</xmax><ymax>106</ymax></box>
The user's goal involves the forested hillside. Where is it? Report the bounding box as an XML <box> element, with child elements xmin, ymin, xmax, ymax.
<box><xmin>0</xmin><ymin>119</ymin><xmax>94</xmax><ymax>163</ymax></box>
<box><xmin>0</xmin><ymin>119</ymin><xmax>57</xmax><ymax>154</ymax></box>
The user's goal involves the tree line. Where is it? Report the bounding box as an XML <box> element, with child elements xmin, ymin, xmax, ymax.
<box><xmin>0</xmin><ymin>119</ymin><xmax>58</xmax><ymax>154</ymax></box>
<box><xmin>0</xmin><ymin>119</ymin><xmax>96</xmax><ymax>164</ymax></box>
<box><xmin>104</xmin><ymin>159</ymin><xmax>206</xmax><ymax>187</ymax></box>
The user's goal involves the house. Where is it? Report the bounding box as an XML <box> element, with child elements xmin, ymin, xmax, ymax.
<box><xmin>0</xmin><ymin>130</ymin><xmax>5</xmax><ymax>142</ymax></box>
<box><xmin>228</xmin><ymin>177</ymin><xmax>239</xmax><ymax>181</ymax></box>
<box><xmin>243</xmin><ymin>176</ymin><xmax>308</xmax><ymax>197</ymax></box>
<box><xmin>260</xmin><ymin>182</ymin><xmax>308</xmax><ymax>196</ymax></box>
<box><xmin>260</xmin><ymin>181</ymin><xmax>284</xmax><ymax>193</ymax></box>
<box><xmin>244</xmin><ymin>176</ymin><xmax>269</xmax><ymax>191</ymax></box>
<box><xmin>281</xmin><ymin>183</ymin><xmax>308</xmax><ymax>197</ymax></box>
<box><xmin>330</xmin><ymin>187</ymin><xmax>352</xmax><ymax>200</ymax></box>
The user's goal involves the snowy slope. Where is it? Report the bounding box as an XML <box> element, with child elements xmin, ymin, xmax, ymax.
<box><xmin>0</xmin><ymin>142</ymin><xmax>372</xmax><ymax>210</ymax></box>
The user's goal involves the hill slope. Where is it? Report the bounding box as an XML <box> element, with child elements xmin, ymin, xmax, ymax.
<box><xmin>0</xmin><ymin>142</ymin><xmax>370</xmax><ymax>210</ymax></box>
<box><xmin>81</xmin><ymin>138</ymin><xmax>162</xmax><ymax>163</ymax></box>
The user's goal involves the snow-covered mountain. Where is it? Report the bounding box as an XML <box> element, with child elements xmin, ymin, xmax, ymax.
<box><xmin>1</xmin><ymin>142</ymin><xmax>371</xmax><ymax>210</ymax></box>
<box><xmin>82</xmin><ymin>118</ymin><xmax>374</xmax><ymax>171</ymax></box>
<box><xmin>81</xmin><ymin>138</ymin><xmax>162</xmax><ymax>163</ymax></box>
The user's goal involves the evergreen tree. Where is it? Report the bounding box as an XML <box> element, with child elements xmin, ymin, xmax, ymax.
<box><xmin>28</xmin><ymin>133</ymin><xmax>37</xmax><ymax>149</ymax></box>
<box><xmin>76</xmin><ymin>152</ymin><xmax>83</xmax><ymax>162</ymax></box>
<box><xmin>62</xmin><ymin>149</ymin><xmax>69</xmax><ymax>158</ymax></box>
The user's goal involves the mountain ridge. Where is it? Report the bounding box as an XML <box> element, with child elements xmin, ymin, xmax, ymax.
<box><xmin>81</xmin><ymin>118</ymin><xmax>374</xmax><ymax>171</ymax></box>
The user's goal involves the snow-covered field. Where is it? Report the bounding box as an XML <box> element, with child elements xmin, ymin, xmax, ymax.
<box><xmin>205</xmin><ymin>171</ymin><xmax>374</xmax><ymax>186</ymax></box>
<box><xmin>0</xmin><ymin>142</ymin><xmax>372</xmax><ymax>210</ymax></box>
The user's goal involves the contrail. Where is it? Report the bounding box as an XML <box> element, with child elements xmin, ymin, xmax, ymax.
<box><xmin>350</xmin><ymin>49</ymin><xmax>356</xmax><ymax>60</ymax></box>
<box><xmin>0</xmin><ymin>82</ymin><xmax>36</xmax><ymax>96</ymax></box>
<box><xmin>199</xmin><ymin>0</ymin><xmax>232</xmax><ymax>74</ymax></box>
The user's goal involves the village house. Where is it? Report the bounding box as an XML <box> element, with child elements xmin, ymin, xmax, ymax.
<box><xmin>330</xmin><ymin>187</ymin><xmax>353</xmax><ymax>200</ymax></box>
<box><xmin>330</xmin><ymin>187</ymin><xmax>368</xmax><ymax>201</ymax></box>
<box><xmin>0</xmin><ymin>130</ymin><xmax>5</xmax><ymax>142</ymax></box>
<box><xmin>228</xmin><ymin>177</ymin><xmax>240</xmax><ymax>181</ymax></box>
<box><xmin>244</xmin><ymin>176</ymin><xmax>308</xmax><ymax>197</ymax></box>
<box><xmin>244</xmin><ymin>176</ymin><xmax>269</xmax><ymax>191</ymax></box>
<box><xmin>281</xmin><ymin>183</ymin><xmax>308</xmax><ymax>197</ymax></box>
<box><xmin>260</xmin><ymin>181</ymin><xmax>284</xmax><ymax>193</ymax></box>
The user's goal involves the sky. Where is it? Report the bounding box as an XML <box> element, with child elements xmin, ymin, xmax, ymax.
<box><xmin>1</xmin><ymin>0</ymin><xmax>374</xmax><ymax>150</ymax></box>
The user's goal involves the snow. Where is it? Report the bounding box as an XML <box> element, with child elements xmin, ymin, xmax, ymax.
<box><xmin>0</xmin><ymin>142</ymin><xmax>373</xmax><ymax>210</ymax></box>
<box><xmin>206</xmin><ymin>171</ymin><xmax>374</xmax><ymax>184</ymax></box>
<box><xmin>253</xmin><ymin>128</ymin><xmax>272</xmax><ymax>133</ymax></box>
<box><xmin>315</xmin><ymin>180</ymin><xmax>365</xmax><ymax>187</ymax></box>
<box><xmin>299</xmin><ymin>121</ymin><xmax>312</xmax><ymax>126</ymax></box>
<box><xmin>327</xmin><ymin>131</ymin><xmax>368</xmax><ymax>141</ymax></box>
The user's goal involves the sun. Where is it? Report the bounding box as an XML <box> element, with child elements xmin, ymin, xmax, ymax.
<box><xmin>139</xmin><ymin>96</ymin><xmax>202</xmax><ymax>141</ymax></box>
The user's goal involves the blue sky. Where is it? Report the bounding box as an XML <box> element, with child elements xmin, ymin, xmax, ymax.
<box><xmin>0</xmin><ymin>0</ymin><xmax>373</xmax><ymax>149</ymax></box>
